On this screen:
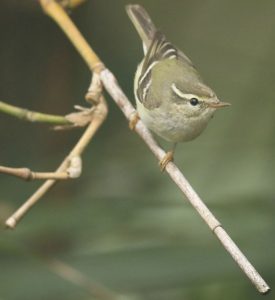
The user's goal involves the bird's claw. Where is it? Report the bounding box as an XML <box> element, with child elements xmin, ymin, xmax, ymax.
<box><xmin>129</xmin><ymin>112</ymin><xmax>140</xmax><ymax>130</ymax></box>
<box><xmin>159</xmin><ymin>151</ymin><xmax>174</xmax><ymax>171</ymax></box>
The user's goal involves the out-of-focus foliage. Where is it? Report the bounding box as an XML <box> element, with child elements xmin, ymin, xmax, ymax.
<box><xmin>0</xmin><ymin>0</ymin><xmax>274</xmax><ymax>299</ymax></box>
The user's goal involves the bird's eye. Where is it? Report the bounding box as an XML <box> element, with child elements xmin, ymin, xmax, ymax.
<box><xmin>190</xmin><ymin>98</ymin><xmax>199</xmax><ymax>106</ymax></box>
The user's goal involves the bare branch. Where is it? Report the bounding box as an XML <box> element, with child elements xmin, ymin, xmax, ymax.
<box><xmin>0</xmin><ymin>100</ymin><xmax>99</xmax><ymax>129</ymax></box>
<box><xmin>0</xmin><ymin>166</ymin><xmax>69</xmax><ymax>181</ymax></box>
<box><xmin>100</xmin><ymin>69</ymin><xmax>271</xmax><ymax>295</ymax></box>
<box><xmin>0</xmin><ymin>100</ymin><xmax>71</xmax><ymax>125</ymax></box>
<box><xmin>0</xmin><ymin>156</ymin><xmax>82</xmax><ymax>181</ymax></box>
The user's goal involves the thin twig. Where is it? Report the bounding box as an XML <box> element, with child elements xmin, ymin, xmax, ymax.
<box><xmin>0</xmin><ymin>166</ymin><xmax>69</xmax><ymax>180</ymax></box>
<box><xmin>100</xmin><ymin>69</ymin><xmax>270</xmax><ymax>295</ymax></box>
<box><xmin>0</xmin><ymin>101</ymin><xmax>71</xmax><ymax>125</ymax></box>
<box><xmin>0</xmin><ymin>100</ymin><xmax>96</xmax><ymax>128</ymax></box>
<box><xmin>0</xmin><ymin>156</ymin><xmax>82</xmax><ymax>180</ymax></box>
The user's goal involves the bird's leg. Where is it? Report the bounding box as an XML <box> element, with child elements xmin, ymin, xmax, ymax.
<box><xmin>129</xmin><ymin>111</ymin><xmax>140</xmax><ymax>130</ymax></box>
<box><xmin>159</xmin><ymin>143</ymin><xmax>177</xmax><ymax>171</ymax></box>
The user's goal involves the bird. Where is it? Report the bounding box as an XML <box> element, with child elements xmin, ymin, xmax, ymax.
<box><xmin>126</xmin><ymin>4</ymin><xmax>230</xmax><ymax>170</ymax></box>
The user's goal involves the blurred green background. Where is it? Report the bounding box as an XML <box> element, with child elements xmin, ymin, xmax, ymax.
<box><xmin>0</xmin><ymin>0</ymin><xmax>274</xmax><ymax>299</ymax></box>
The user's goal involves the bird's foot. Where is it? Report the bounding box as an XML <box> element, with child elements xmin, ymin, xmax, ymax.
<box><xmin>159</xmin><ymin>151</ymin><xmax>174</xmax><ymax>171</ymax></box>
<box><xmin>129</xmin><ymin>112</ymin><xmax>140</xmax><ymax>130</ymax></box>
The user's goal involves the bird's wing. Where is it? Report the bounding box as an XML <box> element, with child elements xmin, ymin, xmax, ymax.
<box><xmin>137</xmin><ymin>31</ymin><xmax>194</xmax><ymax>109</ymax></box>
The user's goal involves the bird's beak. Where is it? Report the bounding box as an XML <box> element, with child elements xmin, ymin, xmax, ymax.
<box><xmin>208</xmin><ymin>101</ymin><xmax>231</xmax><ymax>109</ymax></box>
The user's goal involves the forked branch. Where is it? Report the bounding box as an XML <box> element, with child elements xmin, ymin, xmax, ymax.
<box><xmin>5</xmin><ymin>92</ymin><xmax>107</xmax><ymax>229</ymax></box>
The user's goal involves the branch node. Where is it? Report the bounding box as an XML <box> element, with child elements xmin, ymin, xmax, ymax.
<box><xmin>55</xmin><ymin>106</ymin><xmax>95</xmax><ymax>129</ymax></box>
<box><xmin>92</xmin><ymin>62</ymin><xmax>105</xmax><ymax>73</ymax></box>
<box><xmin>212</xmin><ymin>223</ymin><xmax>222</xmax><ymax>233</ymax></box>
<box><xmin>25</xmin><ymin>168</ymin><xmax>34</xmax><ymax>181</ymax></box>
<box><xmin>67</xmin><ymin>156</ymin><xmax>82</xmax><ymax>178</ymax></box>
<box><xmin>85</xmin><ymin>73</ymin><xmax>103</xmax><ymax>105</ymax></box>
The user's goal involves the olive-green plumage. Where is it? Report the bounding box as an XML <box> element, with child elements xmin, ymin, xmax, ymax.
<box><xmin>126</xmin><ymin>4</ymin><xmax>230</xmax><ymax>143</ymax></box>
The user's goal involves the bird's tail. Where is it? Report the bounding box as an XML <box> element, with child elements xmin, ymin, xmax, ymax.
<box><xmin>126</xmin><ymin>4</ymin><xmax>157</xmax><ymax>52</ymax></box>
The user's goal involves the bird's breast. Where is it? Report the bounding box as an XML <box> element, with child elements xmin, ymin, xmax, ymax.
<box><xmin>136</xmin><ymin>100</ymin><xmax>212</xmax><ymax>143</ymax></box>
